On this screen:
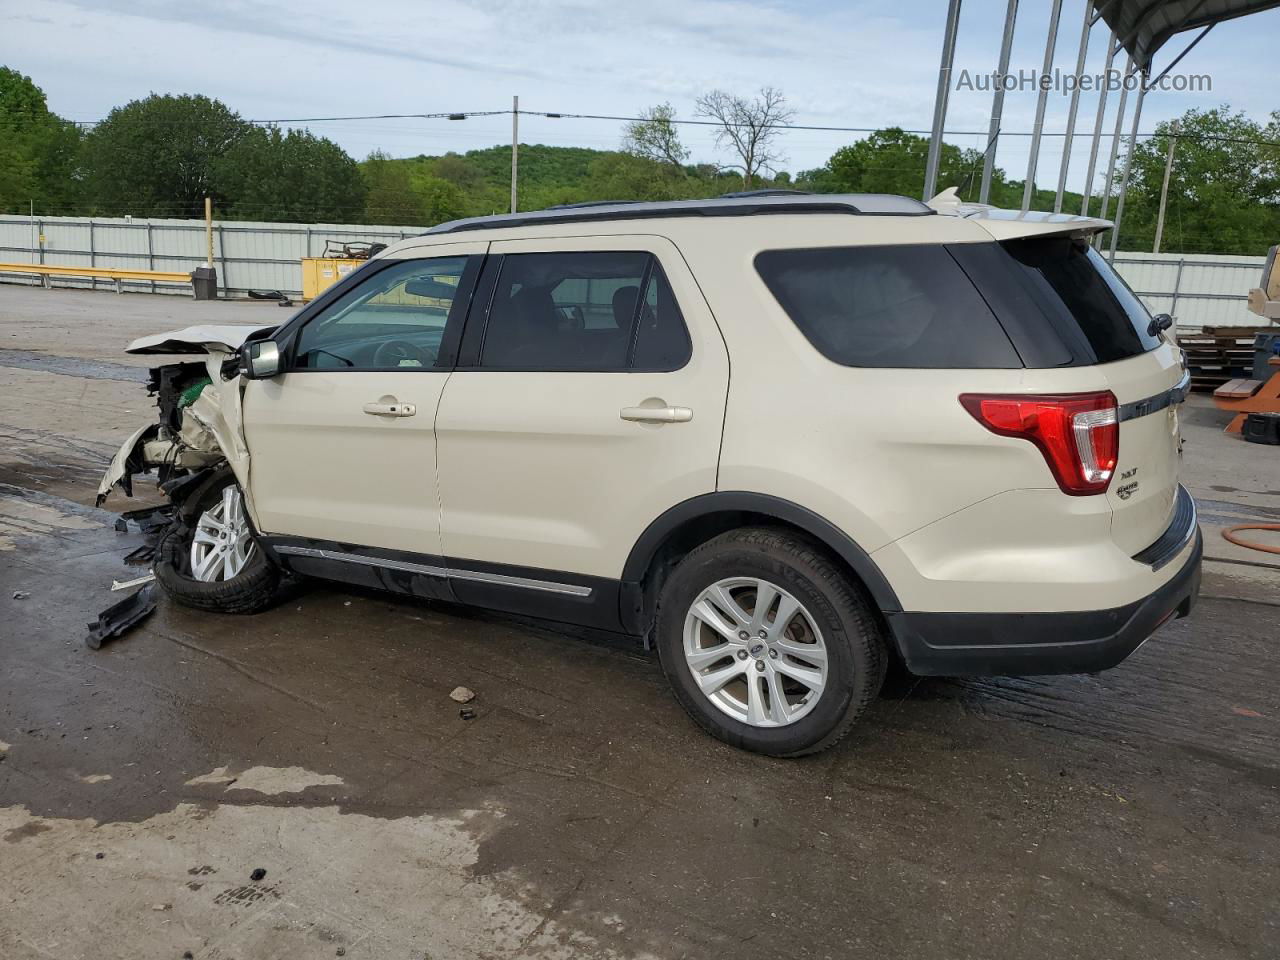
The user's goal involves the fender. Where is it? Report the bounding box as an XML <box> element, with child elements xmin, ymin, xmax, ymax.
<box><xmin>621</xmin><ymin>491</ymin><xmax>904</xmax><ymax>619</ymax></box>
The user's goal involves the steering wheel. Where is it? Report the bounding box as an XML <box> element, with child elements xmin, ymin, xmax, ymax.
<box><xmin>372</xmin><ymin>339</ymin><xmax>432</xmax><ymax>369</ymax></box>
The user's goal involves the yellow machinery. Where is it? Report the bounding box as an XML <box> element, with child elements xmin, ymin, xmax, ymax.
<box><xmin>301</xmin><ymin>257</ymin><xmax>361</xmax><ymax>300</ymax></box>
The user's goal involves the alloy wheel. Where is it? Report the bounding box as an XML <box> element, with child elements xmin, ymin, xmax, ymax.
<box><xmin>189</xmin><ymin>485</ymin><xmax>257</xmax><ymax>583</ymax></box>
<box><xmin>682</xmin><ymin>577</ymin><xmax>828</xmax><ymax>727</ymax></box>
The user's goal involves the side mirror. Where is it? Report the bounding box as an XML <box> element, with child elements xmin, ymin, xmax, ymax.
<box><xmin>240</xmin><ymin>340</ymin><xmax>281</xmax><ymax>379</ymax></box>
<box><xmin>1147</xmin><ymin>313</ymin><xmax>1174</xmax><ymax>338</ymax></box>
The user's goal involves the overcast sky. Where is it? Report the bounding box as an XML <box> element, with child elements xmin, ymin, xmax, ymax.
<box><xmin>5</xmin><ymin>0</ymin><xmax>1278</xmax><ymax>194</ymax></box>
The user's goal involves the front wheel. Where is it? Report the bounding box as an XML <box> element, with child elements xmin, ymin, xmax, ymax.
<box><xmin>655</xmin><ymin>528</ymin><xmax>887</xmax><ymax>757</ymax></box>
<box><xmin>155</xmin><ymin>476</ymin><xmax>279</xmax><ymax>614</ymax></box>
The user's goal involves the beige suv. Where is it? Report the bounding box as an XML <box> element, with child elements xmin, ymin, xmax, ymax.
<box><xmin>100</xmin><ymin>191</ymin><xmax>1202</xmax><ymax>756</ymax></box>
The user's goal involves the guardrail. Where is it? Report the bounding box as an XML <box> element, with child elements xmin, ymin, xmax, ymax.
<box><xmin>0</xmin><ymin>262</ymin><xmax>195</xmax><ymax>294</ymax></box>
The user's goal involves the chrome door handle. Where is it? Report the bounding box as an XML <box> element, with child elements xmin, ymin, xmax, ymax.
<box><xmin>363</xmin><ymin>400</ymin><xmax>416</xmax><ymax>417</ymax></box>
<box><xmin>620</xmin><ymin>405</ymin><xmax>693</xmax><ymax>423</ymax></box>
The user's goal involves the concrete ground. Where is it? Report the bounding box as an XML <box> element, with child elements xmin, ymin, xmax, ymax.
<box><xmin>1</xmin><ymin>285</ymin><xmax>1277</xmax><ymax>960</ymax></box>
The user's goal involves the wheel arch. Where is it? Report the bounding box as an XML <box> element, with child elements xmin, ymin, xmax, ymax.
<box><xmin>620</xmin><ymin>492</ymin><xmax>903</xmax><ymax>641</ymax></box>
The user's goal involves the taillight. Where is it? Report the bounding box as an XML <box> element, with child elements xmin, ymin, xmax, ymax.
<box><xmin>959</xmin><ymin>391</ymin><xmax>1119</xmax><ymax>496</ymax></box>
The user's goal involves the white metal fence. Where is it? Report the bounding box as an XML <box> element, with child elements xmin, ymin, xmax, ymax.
<box><xmin>0</xmin><ymin>214</ymin><xmax>1269</xmax><ymax>330</ymax></box>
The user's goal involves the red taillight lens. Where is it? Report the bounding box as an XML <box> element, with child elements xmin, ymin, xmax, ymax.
<box><xmin>959</xmin><ymin>391</ymin><xmax>1119</xmax><ymax>496</ymax></box>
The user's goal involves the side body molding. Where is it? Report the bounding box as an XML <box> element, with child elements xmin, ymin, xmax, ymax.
<box><xmin>620</xmin><ymin>491</ymin><xmax>904</xmax><ymax>635</ymax></box>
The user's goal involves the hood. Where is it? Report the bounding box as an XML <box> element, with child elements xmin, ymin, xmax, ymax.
<box><xmin>125</xmin><ymin>324</ymin><xmax>277</xmax><ymax>356</ymax></box>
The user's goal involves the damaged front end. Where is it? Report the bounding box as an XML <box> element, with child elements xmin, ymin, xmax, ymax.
<box><xmin>97</xmin><ymin>324</ymin><xmax>272</xmax><ymax>514</ymax></box>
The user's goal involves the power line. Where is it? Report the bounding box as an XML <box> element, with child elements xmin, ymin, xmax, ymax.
<box><xmin>5</xmin><ymin>106</ymin><xmax>1274</xmax><ymax>147</ymax></box>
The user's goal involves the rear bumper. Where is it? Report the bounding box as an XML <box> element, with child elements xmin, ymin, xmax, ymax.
<box><xmin>887</xmin><ymin>527</ymin><xmax>1202</xmax><ymax>677</ymax></box>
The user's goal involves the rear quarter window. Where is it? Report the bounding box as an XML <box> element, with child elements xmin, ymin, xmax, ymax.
<box><xmin>754</xmin><ymin>245</ymin><xmax>1021</xmax><ymax>369</ymax></box>
<box><xmin>970</xmin><ymin>236</ymin><xmax>1161</xmax><ymax>365</ymax></box>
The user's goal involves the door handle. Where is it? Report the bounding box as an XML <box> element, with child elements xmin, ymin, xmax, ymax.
<box><xmin>620</xmin><ymin>405</ymin><xmax>693</xmax><ymax>424</ymax></box>
<box><xmin>363</xmin><ymin>400</ymin><xmax>417</xmax><ymax>417</ymax></box>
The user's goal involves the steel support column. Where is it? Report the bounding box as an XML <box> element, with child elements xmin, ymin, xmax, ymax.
<box><xmin>1098</xmin><ymin>55</ymin><xmax>1135</xmax><ymax>226</ymax></box>
<box><xmin>1080</xmin><ymin>31</ymin><xmax>1119</xmax><ymax>215</ymax></box>
<box><xmin>923</xmin><ymin>0</ymin><xmax>963</xmax><ymax>200</ymax></box>
<box><xmin>1109</xmin><ymin>72</ymin><xmax>1147</xmax><ymax>261</ymax></box>
<box><xmin>980</xmin><ymin>0</ymin><xmax>1019</xmax><ymax>204</ymax></box>
<box><xmin>1022</xmin><ymin>0</ymin><xmax>1065</xmax><ymax>212</ymax></box>
<box><xmin>1054</xmin><ymin>2</ymin><xmax>1094</xmax><ymax>212</ymax></box>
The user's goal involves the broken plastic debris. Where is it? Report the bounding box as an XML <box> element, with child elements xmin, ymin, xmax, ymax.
<box><xmin>449</xmin><ymin>686</ymin><xmax>476</xmax><ymax>703</ymax></box>
<box><xmin>459</xmin><ymin>707</ymin><xmax>477</xmax><ymax>720</ymax></box>
<box><xmin>12</xmin><ymin>591</ymin><xmax>29</xmax><ymax>600</ymax></box>
<box><xmin>111</xmin><ymin>573</ymin><xmax>155</xmax><ymax>592</ymax></box>
<box><xmin>250</xmin><ymin>868</ymin><xmax>267</xmax><ymax>882</ymax></box>
<box><xmin>85</xmin><ymin>585</ymin><xmax>157</xmax><ymax>650</ymax></box>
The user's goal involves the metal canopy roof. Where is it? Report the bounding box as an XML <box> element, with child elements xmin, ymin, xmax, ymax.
<box><xmin>1096</xmin><ymin>0</ymin><xmax>1280</xmax><ymax>69</ymax></box>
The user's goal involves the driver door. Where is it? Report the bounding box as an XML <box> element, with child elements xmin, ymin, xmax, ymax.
<box><xmin>243</xmin><ymin>243</ymin><xmax>486</xmax><ymax>558</ymax></box>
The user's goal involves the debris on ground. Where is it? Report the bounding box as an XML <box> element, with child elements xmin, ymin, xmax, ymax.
<box><xmin>12</xmin><ymin>591</ymin><xmax>29</xmax><ymax>600</ymax></box>
<box><xmin>111</xmin><ymin>573</ymin><xmax>155</xmax><ymax>592</ymax></box>
<box><xmin>249</xmin><ymin>868</ymin><xmax>267</xmax><ymax>882</ymax></box>
<box><xmin>113</xmin><ymin>517</ymin><xmax>128</xmax><ymax>533</ymax></box>
<box><xmin>85</xmin><ymin>585</ymin><xmax>156</xmax><ymax>650</ymax></box>
<box><xmin>122</xmin><ymin>504</ymin><xmax>175</xmax><ymax>536</ymax></box>
<box><xmin>122</xmin><ymin>542</ymin><xmax>157</xmax><ymax>567</ymax></box>
<box><xmin>449</xmin><ymin>686</ymin><xmax>476</xmax><ymax>703</ymax></box>
<box><xmin>459</xmin><ymin>707</ymin><xmax>476</xmax><ymax>720</ymax></box>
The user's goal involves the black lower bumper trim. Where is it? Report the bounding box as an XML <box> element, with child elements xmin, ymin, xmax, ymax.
<box><xmin>887</xmin><ymin>528</ymin><xmax>1202</xmax><ymax>677</ymax></box>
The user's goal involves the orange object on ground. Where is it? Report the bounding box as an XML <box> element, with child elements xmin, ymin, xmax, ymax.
<box><xmin>1213</xmin><ymin>368</ymin><xmax>1280</xmax><ymax>434</ymax></box>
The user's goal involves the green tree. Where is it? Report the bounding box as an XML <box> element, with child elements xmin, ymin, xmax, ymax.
<box><xmin>0</xmin><ymin>66</ymin><xmax>82</xmax><ymax>213</ymax></box>
<box><xmin>1114</xmin><ymin>106</ymin><xmax>1280</xmax><ymax>254</ymax></box>
<box><xmin>811</xmin><ymin>127</ymin><xmax>987</xmax><ymax>199</ymax></box>
<box><xmin>216</xmin><ymin>126</ymin><xmax>365</xmax><ymax>222</ymax></box>
<box><xmin>622</xmin><ymin>103</ymin><xmax>690</xmax><ymax>169</ymax></box>
<box><xmin>80</xmin><ymin>93</ymin><xmax>247</xmax><ymax>217</ymax></box>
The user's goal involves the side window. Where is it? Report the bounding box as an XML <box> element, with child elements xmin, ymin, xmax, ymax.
<box><xmin>754</xmin><ymin>245</ymin><xmax>1021</xmax><ymax>369</ymax></box>
<box><xmin>632</xmin><ymin>265</ymin><xmax>692</xmax><ymax>370</ymax></box>
<box><xmin>293</xmin><ymin>256</ymin><xmax>470</xmax><ymax>370</ymax></box>
<box><xmin>478</xmin><ymin>251</ymin><xmax>692</xmax><ymax>371</ymax></box>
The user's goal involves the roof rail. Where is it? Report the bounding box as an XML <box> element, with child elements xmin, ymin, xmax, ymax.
<box><xmin>423</xmin><ymin>193</ymin><xmax>934</xmax><ymax>235</ymax></box>
<box><xmin>718</xmin><ymin>188</ymin><xmax>814</xmax><ymax>199</ymax></box>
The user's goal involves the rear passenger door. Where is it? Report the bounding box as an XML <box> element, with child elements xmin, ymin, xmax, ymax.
<box><xmin>434</xmin><ymin>235</ymin><xmax>729</xmax><ymax>613</ymax></box>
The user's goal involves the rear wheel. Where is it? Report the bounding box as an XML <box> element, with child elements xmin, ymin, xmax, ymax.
<box><xmin>655</xmin><ymin>528</ymin><xmax>887</xmax><ymax>757</ymax></box>
<box><xmin>155</xmin><ymin>476</ymin><xmax>279</xmax><ymax>614</ymax></box>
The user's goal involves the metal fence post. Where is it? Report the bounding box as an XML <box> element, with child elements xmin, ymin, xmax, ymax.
<box><xmin>146</xmin><ymin>222</ymin><xmax>156</xmax><ymax>295</ymax></box>
<box><xmin>1170</xmin><ymin>257</ymin><xmax>1186</xmax><ymax>319</ymax></box>
<box><xmin>217</xmin><ymin>224</ymin><xmax>228</xmax><ymax>296</ymax></box>
<box><xmin>88</xmin><ymin>220</ymin><xmax>96</xmax><ymax>291</ymax></box>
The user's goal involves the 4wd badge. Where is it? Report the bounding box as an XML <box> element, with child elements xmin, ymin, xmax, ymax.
<box><xmin>1116</xmin><ymin>467</ymin><xmax>1139</xmax><ymax>500</ymax></box>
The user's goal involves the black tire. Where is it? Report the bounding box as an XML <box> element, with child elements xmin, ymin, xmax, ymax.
<box><xmin>655</xmin><ymin>527</ymin><xmax>887</xmax><ymax>757</ymax></box>
<box><xmin>154</xmin><ymin>474</ymin><xmax>279</xmax><ymax>615</ymax></box>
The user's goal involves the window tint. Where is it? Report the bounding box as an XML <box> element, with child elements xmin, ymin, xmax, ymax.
<box><xmin>294</xmin><ymin>257</ymin><xmax>469</xmax><ymax>370</ymax></box>
<box><xmin>479</xmin><ymin>251</ymin><xmax>691</xmax><ymax>370</ymax></box>
<box><xmin>754</xmin><ymin>245</ymin><xmax>1020</xmax><ymax>369</ymax></box>
<box><xmin>996</xmin><ymin>237</ymin><xmax>1160</xmax><ymax>363</ymax></box>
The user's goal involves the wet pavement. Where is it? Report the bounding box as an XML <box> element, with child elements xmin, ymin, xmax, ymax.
<box><xmin>1</xmin><ymin>287</ymin><xmax>1278</xmax><ymax>959</ymax></box>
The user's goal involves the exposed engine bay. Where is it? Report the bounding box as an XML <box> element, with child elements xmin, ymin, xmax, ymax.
<box><xmin>96</xmin><ymin>325</ymin><xmax>271</xmax><ymax>514</ymax></box>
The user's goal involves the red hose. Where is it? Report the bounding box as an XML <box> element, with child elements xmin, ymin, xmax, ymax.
<box><xmin>1223</xmin><ymin>524</ymin><xmax>1280</xmax><ymax>556</ymax></box>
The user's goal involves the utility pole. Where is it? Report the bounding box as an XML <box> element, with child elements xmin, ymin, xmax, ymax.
<box><xmin>1153</xmin><ymin>121</ymin><xmax>1179</xmax><ymax>254</ymax></box>
<box><xmin>510</xmin><ymin>95</ymin><xmax>519</xmax><ymax>214</ymax></box>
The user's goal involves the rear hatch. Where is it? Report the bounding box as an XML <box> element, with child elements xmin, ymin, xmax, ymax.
<box><xmin>959</xmin><ymin>234</ymin><xmax>1186</xmax><ymax>556</ymax></box>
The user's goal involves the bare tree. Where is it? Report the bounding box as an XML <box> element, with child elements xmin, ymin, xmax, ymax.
<box><xmin>622</xmin><ymin>103</ymin><xmax>690</xmax><ymax>169</ymax></box>
<box><xmin>694</xmin><ymin>87</ymin><xmax>795</xmax><ymax>189</ymax></box>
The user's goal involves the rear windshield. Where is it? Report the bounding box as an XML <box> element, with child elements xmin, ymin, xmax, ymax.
<box><xmin>995</xmin><ymin>237</ymin><xmax>1160</xmax><ymax>363</ymax></box>
<box><xmin>753</xmin><ymin>245</ymin><xmax>1020</xmax><ymax>369</ymax></box>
